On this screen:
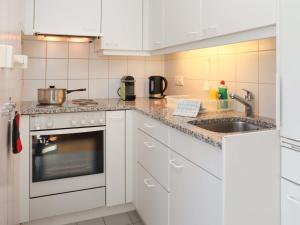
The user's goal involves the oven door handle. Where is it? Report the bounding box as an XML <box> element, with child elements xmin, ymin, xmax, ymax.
<box><xmin>30</xmin><ymin>126</ymin><xmax>105</xmax><ymax>136</ymax></box>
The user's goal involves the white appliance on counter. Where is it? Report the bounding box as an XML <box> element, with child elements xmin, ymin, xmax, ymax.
<box><xmin>28</xmin><ymin>112</ymin><xmax>106</xmax><ymax>220</ymax></box>
<box><xmin>279</xmin><ymin>0</ymin><xmax>300</xmax><ymax>224</ymax></box>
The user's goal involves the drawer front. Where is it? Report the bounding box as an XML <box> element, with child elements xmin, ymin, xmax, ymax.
<box><xmin>30</xmin><ymin>188</ymin><xmax>105</xmax><ymax>220</ymax></box>
<box><xmin>136</xmin><ymin>163</ymin><xmax>169</xmax><ymax>225</ymax></box>
<box><xmin>282</xmin><ymin>147</ymin><xmax>300</xmax><ymax>185</ymax></box>
<box><xmin>137</xmin><ymin>112</ymin><xmax>169</xmax><ymax>145</ymax></box>
<box><xmin>169</xmin><ymin>128</ymin><xmax>222</xmax><ymax>179</ymax></box>
<box><xmin>138</xmin><ymin>130</ymin><xmax>169</xmax><ymax>190</ymax></box>
<box><xmin>282</xmin><ymin>179</ymin><xmax>300</xmax><ymax>225</ymax></box>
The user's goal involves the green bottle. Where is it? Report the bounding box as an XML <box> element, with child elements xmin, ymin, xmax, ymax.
<box><xmin>218</xmin><ymin>80</ymin><xmax>228</xmax><ymax>109</ymax></box>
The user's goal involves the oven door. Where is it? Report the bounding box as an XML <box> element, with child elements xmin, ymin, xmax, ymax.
<box><xmin>30</xmin><ymin>126</ymin><xmax>105</xmax><ymax>198</ymax></box>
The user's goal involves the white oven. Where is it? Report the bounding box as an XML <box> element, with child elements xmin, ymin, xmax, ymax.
<box><xmin>29</xmin><ymin>112</ymin><xmax>106</xmax><ymax>198</ymax></box>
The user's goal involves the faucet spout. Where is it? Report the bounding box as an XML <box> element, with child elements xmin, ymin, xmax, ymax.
<box><xmin>230</xmin><ymin>90</ymin><xmax>254</xmax><ymax>117</ymax></box>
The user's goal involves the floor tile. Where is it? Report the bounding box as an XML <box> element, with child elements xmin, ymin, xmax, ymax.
<box><xmin>104</xmin><ymin>213</ymin><xmax>132</xmax><ymax>225</ymax></box>
<box><xmin>127</xmin><ymin>211</ymin><xmax>141</xmax><ymax>223</ymax></box>
<box><xmin>78</xmin><ymin>218</ymin><xmax>105</xmax><ymax>225</ymax></box>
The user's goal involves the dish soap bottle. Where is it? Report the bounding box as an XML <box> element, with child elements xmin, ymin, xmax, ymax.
<box><xmin>218</xmin><ymin>80</ymin><xmax>228</xmax><ymax>109</ymax></box>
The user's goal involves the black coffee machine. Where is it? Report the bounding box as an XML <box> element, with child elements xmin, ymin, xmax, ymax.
<box><xmin>149</xmin><ymin>76</ymin><xmax>168</xmax><ymax>99</ymax></box>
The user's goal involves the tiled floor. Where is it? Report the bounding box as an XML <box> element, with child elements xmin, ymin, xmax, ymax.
<box><xmin>68</xmin><ymin>211</ymin><xmax>144</xmax><ymax>225</ymax></box>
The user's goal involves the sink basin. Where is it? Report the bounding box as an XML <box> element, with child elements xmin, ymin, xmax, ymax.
<box><xmin>188</xmin><ymin>118</ymin><xmax>273</xmax><ymax>133</ymax></box>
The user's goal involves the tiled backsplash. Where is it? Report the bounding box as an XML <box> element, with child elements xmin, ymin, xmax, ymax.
<box><xmin>22</xmin><ymin>40</ymin><xmax>165</xmax><ymax>101</ymax></box>
<box><xmin>164</xmin><ymin>38</ymin><xmax>276</xmax><ymax>119</ymax></box>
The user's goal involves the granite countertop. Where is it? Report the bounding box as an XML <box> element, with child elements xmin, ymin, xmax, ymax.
<box><xmin>20</xmin><ymin>98</ymin><xmax>276</xmax><ymax>149</ymax></box>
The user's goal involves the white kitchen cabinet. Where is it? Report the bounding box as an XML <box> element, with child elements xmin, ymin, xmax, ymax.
<box><xmin>201</xmin><ymin>0</ymin><xmax>276</xmax><ymax>39</ymax></box>
<box><xmin>164</xmin><ymin>0</ymin><xmax>201</xmax><ymax>47</ymax></box>
<box><xmin>101</xmin><ymin>0</ymin><xmax>143</xmax><ymax>50</ymax></box>
<box><xmin>106</xmin><ymin>111</ymin><xmax>126</xmax><ymax>206</ymax></box>
<box><xmin>282</xmin><ymin>179</ymin><xmax>300</xmax><ymax>225</ymax></box>
<box><xmin>143</xmin><ymin>0</ymin><xmax>164</xmax><ymax>50</ymax></box>
<box><xmin>169</xmin><ymin>151</ymin><xmax>222</xmax><ymax>225</ymax></box>
<box><xmin>34</xmin><ymin>0</ymin><xmax>102</xmax><ymax>36</ymax></box>
<box><xmin>136</xmin><ymin>163</ymin><xmax>169</xmax><ymax>225</ymax></box>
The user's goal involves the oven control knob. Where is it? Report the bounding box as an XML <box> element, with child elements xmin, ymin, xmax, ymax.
<box><xmin>81</xmin><ymin>119</ymin><xmax>86</xmax><ymax>125</ymax></box>
<box><xmin>71</xmin><ymin>120</ymin><xmax>77</xmax><ymax>126</ymax></box>
<box><xmin>90</xmin><ymin>119</ymin><xmax>95</xmax><ymax>125</ymax></box>
<box><xmin>47</xmin><ymin>121</ymin><xmax>54</xmax><ymax>128</ymax></box>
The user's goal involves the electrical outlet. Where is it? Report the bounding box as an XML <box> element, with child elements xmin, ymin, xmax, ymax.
<box><xmin>175</xmin><ymin>76</ymin><xmax>185</xmax><ymax>86</ymax></box>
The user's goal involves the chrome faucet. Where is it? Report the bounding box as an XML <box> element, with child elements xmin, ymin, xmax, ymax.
<box><xmin>230</xmin><ymin>89</ymin><xmax>254</xmax><ymax>117</ymax></box>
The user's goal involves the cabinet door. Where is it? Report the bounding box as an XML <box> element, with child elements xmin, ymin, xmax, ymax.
<box><xmin>106</xmin><ymin>111</ymin><xmax>125</xmax><ymax>206</ymax></box>
<box><xmin>102</xmin><ymin>0</ymin><xmax>143</xmax><ymax>50</ymax></box>
<box><xmin>143</xmin><ymin>0</ymin><xmax>164</xmax><ymax>50</ymax></box>
<box><xmin>202</xmin><ymin>0</ymin><xmax>276</xmax><ymax>38</ymax></box>
<box><xmin>282</xmin><ymin>179</ymin><xmax>300</xmax><ymax>225</ymax></box>
<box><xmin>169</xmin><ymin>151</ymin><xmax>222</xmax><ymax>225</ymax></box>
<box><xmin>136</xmin><ymin>163</ymin><xmax>169</xmax><ymax>225</ymax></box>
<box><xmin>164</xmin><ymin>0</ymin><xmax>201</xmax><ymax>47</ymax></box>
<box><xmin>34</xmin><ymin>0</ymin><xmax>101</xmax><ymax>36</ymax></box>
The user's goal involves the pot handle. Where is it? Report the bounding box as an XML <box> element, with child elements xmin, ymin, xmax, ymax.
<box><xmin>66</xmin><ymin>88</ymin><xmax>87</xmax><ymax>94</ymax></box>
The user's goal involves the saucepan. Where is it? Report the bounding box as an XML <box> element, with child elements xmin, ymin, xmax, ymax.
<box><xmin>38</xmin><ymin>86</ymin><xmax>86</xmax><ymax>105</ymax></box>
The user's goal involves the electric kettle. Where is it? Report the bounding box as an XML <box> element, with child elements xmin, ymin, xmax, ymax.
<box><xmin>149</xmin><ymin>76</ymin><xmax>168</xmax><ymax>99</ymax></box>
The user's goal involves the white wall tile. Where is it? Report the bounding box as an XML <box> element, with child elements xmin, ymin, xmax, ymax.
<box><xmin>46</xmin><ymin>80</ymin><xmax>68</xmax><ymax>88</ymax></box>
<box><xmin>109</xmin><ymin>58</ymin><xmax>128</xmax><ymax>78</ymax></box>
<box><xmin>89</xmin><ymin>79</ymin><xmax>109</xmax><ymax>99</ymax></box>
<box><xmin>135</xmin><ymin>78</ymin><xmax>148</xmax><ymax>97</ymax></box>
<box><xmin>23</xmin><ymin>80</ymin><xmax>45</xmax><ymax>101</ymax></box>
<box><xmin>219</xmin><ymin>54</ymin><xmax>236</xmax><ymax>82</ymax></box>
<box><xmin>67</xmin><ymin>80</ymin><xmax>89</xmax><ymax>100</ymax></box>
<box><xmin>259</xmin><ymin>50</ymin><xmax>276</xmax><ymax>84</ymax></box>
<box><xmin>46</xmin><ymin>59</ymin><xmax>68</xmax><ymax>79</ymax></box>
<box><xmin>236</xmin><ymin>52</ymin><xmax>259</xmax><ymax>83</ymax></box>
<box><xmin>23</xmin><ymin>58</ymin><xmax>46</xmax><ymax>79</ymax></box>
<box><xmin>108</xmin><ymin>79</ymin><xmax>121</xmax><ymax>98</ymax></box>
<box><xmin>128</xmin><ymin>57</ymin><xmax>145</xmax><ymax>78</ymax></box>
<box><xmin>259</xmin><ymin>38</ymin><xmax>276</xmax><ymax>51</ymax></box>
<box><xmin>68</xmin><ymin>59</ymin><xmax>88</xmax><ymax>79</ymax></box>
<box><xmin>47</xmin><ymin>41</ymin><xmax>68</xmax><ymax>58</ymax></box>
<box><xmin>89</xmin><ymin>59</ymin><xmax>109</xmax><ymax>79</ymax></box>
<box><xmin>22</xmin><ymin>40</ymin><xmax>46</xmax><ymax>58</ymax></box>
<box><xmin>259</xmin><ymin>84</ymin><xmax>276</xmax><ymax>119</ymax></box>
<box><xmin>145</xmin><ymin>60</ymin><xmax>164</xmax><ymax>77</ymax></box>
<box><xmin>69</xmin><ymin>42</ymin><xmax>89</xmax><ymax>59</ymax></box>
<box><xmin>210</xmin><ymin>56</ymin><xmax>219</xmax><ymax>81</ymax></box>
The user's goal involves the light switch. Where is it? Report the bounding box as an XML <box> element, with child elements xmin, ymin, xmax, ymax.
<box><xmin>175</xmin><ymin>76</ymin><xmax>185</xmax><ymax>86</ymax></box>
<box><xmin>14</xmin><ymin>55</ymin><xmax>28</xmax><ymax>69</ymax></box>
<box><xmin>0</xmin><ymin>45</ymin><xmax>13</xmax><ymax>68</ymax></box>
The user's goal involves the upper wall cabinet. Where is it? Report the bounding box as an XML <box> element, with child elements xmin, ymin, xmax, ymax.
<box><xmin>201</xmin><ymin>0</ymin><xmax>276</xmax><ymax>39</ymax></box>
<box><xmin>143</xmin><ymin>0</ymin><xmax>165</xmax><ymax>50</ymax></box>
<box><xmin>164</xmin><ymin>0</ymin><xmax>201</xmax><ymax>47</ymax></box>
<box><xmin>34</xmin><ymin>0</ymin><xmax>102</xmax><ymax>36</ymax></box>
<box><xmin>101</xmin><ymin>0</ymin><xmax>143</xmax><ymax>51</ymax></box>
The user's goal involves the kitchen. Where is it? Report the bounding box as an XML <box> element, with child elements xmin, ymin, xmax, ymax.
<box><xmin>0</xmin><ymin>0</ymin><xmax>298</xmax><ymax>225</ymax></box>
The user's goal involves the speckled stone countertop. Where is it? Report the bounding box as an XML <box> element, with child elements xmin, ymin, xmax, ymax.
<box><xmin>20</xmin><ymin>98</ymin><xmax>276</xmax><ymax>148</ymax></box>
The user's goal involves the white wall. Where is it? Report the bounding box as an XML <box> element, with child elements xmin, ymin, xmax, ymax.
<box><xmin>165</xmin><ymin>38</ymin><xmax>276</xmax><ymax>119</ymax></box>
<box><xmin>0</xmin><ymin>0</ymin><xmax>22</xmax><ymax>224</ymax></box>
<box><xmin>22</xmin><ymin>39</ymin><xmax>165</xmax><ymax>101</ymax></box>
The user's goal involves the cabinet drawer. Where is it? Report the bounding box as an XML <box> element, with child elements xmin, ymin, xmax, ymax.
<box><xmin>138</xmin><ymin>130</ymin><xmax>169</xmax><ymax>190</ymax></box>
<box><xmin>30</xmin><ymin>188</ymin><xmax>105</xmax><ymax>220</ymax></box>
<box><xmin>136</xmin><ymin>112</ymin><xmax>169</xmax><ymax>144</ymax></box>
<box><xmin>136</xmin><ymin>163</ymin><xmax>169</xmax><ymax>225</ymax></box>
<box><xmin>282</xmin><ymin>147</ymin><xmax>300</xmax><ymax>185</ymax></box>
<box><xmin>282</xmin><ymin>179</ymin><xmax>300</xmax><ymax>225</ymax></box>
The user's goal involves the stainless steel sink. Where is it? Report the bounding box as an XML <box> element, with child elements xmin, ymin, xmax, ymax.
<box><xmin>188</xmin><ymin>118</ymin><xmax>273</xmax><ymax>133</ymax></box>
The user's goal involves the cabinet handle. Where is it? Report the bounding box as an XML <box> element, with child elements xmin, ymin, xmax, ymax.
<box><xmin>143</xmin><ymin>123</ymin><xmax>154</xmax><ymax>129</ymax></box>
<box><xmin>287</xmin><ymin>196</ymin><xmax>300</xmax><ymax>207</ymax></box>
<box><xmin>169</xmin><ymin>159</ymin><xmax>184</xmax><ymax>169</ymax></box>
<box><xmin>143</xmin><ymin>141</ymin><xmax>155</xmax><ymax>149</ymax></box>
<box><xmin>144</xmin><ymin>179</ymin><xmax>155</xmax><ymax>188</ymax></box>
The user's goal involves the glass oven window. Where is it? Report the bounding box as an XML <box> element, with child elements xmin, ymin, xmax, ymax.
<box><xmin>32</xmin><ymin>130</ymin><xmax>104</xmax><ymax>183</ymax></box>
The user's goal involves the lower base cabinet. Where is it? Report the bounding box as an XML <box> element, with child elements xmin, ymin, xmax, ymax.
<box><xmin>136</xmin><ymin>163</ymin><xmax>169</xmax><ymax>225</ymax></box>
<box><xmin>282</xmin><ymin>179</ymin><xmax>300</xmax><ymax>225</ymax></box>
<box><xmin>169</xmin><ymin>151</ymin><xmax>222</xmax><ymax>225</ymax></box>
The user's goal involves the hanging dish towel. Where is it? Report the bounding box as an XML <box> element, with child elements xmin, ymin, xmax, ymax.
<box><xmin>13</xmin><ymin>111</ymin><xmax>22</xmax><ymax>154</ymax></box>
